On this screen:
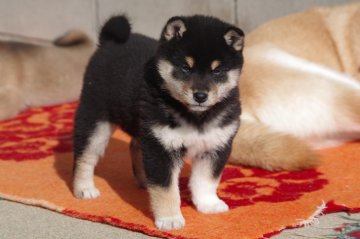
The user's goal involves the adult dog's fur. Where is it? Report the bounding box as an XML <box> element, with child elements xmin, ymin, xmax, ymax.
<box><xmin>0</xmin><ymin>30</ymin><xmax>95</xmax><ymax>120</ymax></box>
<box><xmin>230</xmin><ymin>2</ymin><xmax>360</xmax><ymax>170</ymax></box>
<box><xmin>73</xmin><ymin>16</ymin><xmax>244</xmax><ymax>230</ymax></box>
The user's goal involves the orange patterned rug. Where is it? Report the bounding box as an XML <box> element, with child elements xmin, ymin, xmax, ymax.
<box><xmin>0</xmin><ymin>102</ymin><xmax>359</xmax><ymax>239</ymax></box>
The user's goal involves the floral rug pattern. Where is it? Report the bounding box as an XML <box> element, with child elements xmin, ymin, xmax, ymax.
<box><xmin>0</xmin><ymin>102</ymin><xmax>359</xmax><ymax>239</ymax></box>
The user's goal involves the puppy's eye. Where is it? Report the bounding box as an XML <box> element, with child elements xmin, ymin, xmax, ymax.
<box><xmin>212</xmin><ymin>68</ymin><xmax>222</xmax><ymax>76</ymax></box>
<box><xmin>181</xmin><ymin>65</ymin><xmax>191</xmax><ymax>73</ymax></box>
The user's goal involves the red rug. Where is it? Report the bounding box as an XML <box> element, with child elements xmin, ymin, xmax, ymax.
<box><xmin>0</xmin><ymin>102</ymin><xmax>359</xmax><ymax>238</ymax></box>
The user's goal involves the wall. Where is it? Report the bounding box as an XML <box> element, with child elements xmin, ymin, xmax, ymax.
<box><xmin>0</xmin><ymin>0</ymin><xmax>357</xmax><ymax>42</ymax></box>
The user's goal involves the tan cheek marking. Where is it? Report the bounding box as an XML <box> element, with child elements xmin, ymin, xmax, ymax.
<box><xmin>180</xmin><ymin>83</ymin><xmax>193</xmax><ymax>102</ymax></box>
<box><xmin>208</xmin><ymin>84</ymin><xmax>219</xmax><ymax>103</ymax></box>
<box><xmin>211</xmin><ymin>60</ymin><xmax>221</xmax><ymax>70</ymax></box>
<box><xmin>185</xmin><ymin>56</ymin><xmax>194</xmax><ymax>68</ymax></box>
<box><xmin>182</xmin><ymin>83</ymin><xmax>191</xmax><ymax>94</ymax></box>
<box><xmin>210</xmin><ymin>84</ymin><xmax>219</xmax><ymax>94</ymax></box>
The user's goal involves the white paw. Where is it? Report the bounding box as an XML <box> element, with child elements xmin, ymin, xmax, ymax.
<box><xmin>155</xmin><ymin>215</ymin><xmax>185</xmax><ymax>230</ymax></box>
<box><xmin>196</xmin><ymin>199</ymin><xmax>229</xmax><ymax>214</ymax></box>
<box><xmin>73</xmin><ymin>186</ymin><xmax>100</xmax><ymax>199</ymax></box>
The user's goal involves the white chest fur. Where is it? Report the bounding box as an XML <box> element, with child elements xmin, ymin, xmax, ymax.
<box><xmin>151</xmin><ymin>119</ymin><xmax>238</xmax><ymax>158</ymax></box>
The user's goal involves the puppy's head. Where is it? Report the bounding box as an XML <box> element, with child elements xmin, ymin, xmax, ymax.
<box><xmin>156</xmin><ymin>15</ymin><xmax>244</xmax><ymax>112</ymax></box>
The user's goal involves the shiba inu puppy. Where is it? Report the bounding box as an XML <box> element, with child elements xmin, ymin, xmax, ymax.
<box><xmin>73</xmin><ymin>15</ymin><xmax>244</xmax><ymax>230</ymax></box>
<box><xmin>0</xmin><ymin>30</ymin><xmax>94</xmax><ymax>120</ymax></box>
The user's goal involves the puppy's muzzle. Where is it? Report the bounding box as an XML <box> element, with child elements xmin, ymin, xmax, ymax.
<box><xmin>193</xmin><ymin>91</ymin><xmax>208</xmax><ymax>103</ymax></box>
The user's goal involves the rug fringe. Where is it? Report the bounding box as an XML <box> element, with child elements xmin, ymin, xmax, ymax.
<box><xmin>297</xmin><ymin>200</ymin><xmax>327</xmax><ymax>227</ymax></box>
<box><xmin>0</xmin><ymin>192</ymin><xmax>64</xmax><ymax>212</ymax></box>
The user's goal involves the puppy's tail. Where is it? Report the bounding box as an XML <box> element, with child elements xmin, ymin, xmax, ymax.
<box><xmin>99</xmin><ymin>15</ymin><xmax>131</xmax><ymax>45</ymax></box>
<box><xmin>229</xmin><ymin>121</ymin><xmax>319</xmax><ymax>171</ymax></box>
<box><xmin>54</xmin><ymin>30</ymin><xmax>92</xmax><ymax>46</ymax></box>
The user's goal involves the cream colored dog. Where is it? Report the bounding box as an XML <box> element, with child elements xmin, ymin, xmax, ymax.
<box><xmin>0</xmin><ymin>30</ymin><xmax>95</xmax><ymax>120</ymax></box>
<box><xmin>230</xmin><ymin>2</ymin><xmax>360</xmax><ymax>170</ymax></box>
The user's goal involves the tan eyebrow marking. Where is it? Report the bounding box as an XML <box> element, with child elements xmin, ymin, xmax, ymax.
<box><xmin>185</xmin><ymin>56</ymin><xmax>194</xmax><ymax>68</ymax></box>
<box><xmin>211</xmin><ymin>60</ymin><xmax>221</xmax><ymax>70</ymax></box>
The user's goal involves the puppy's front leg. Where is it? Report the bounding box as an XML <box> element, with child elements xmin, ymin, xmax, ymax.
<box><xmin>147</xmin><ymin>167</ymin><xmax>184</xmax><ymax>230</ymax></box>
<box><xmin>142</xmin><ymin>141</ymin><xmax>184</xmax><ymax>230</ymax></box>
<box><xmin>189</xmin><ymin>147</ymin><xmax>231</xmax><ymax>214</ymax></box>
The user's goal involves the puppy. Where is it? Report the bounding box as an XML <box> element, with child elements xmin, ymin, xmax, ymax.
<box><xmin>0</xmin><ymin>30</ymin><xmax>95</xmax><ymax>120</ymax></box>
<box><xmin>73</xmin><ymin>15</ymin><xmax>244</xmax><ymax>230</ymax></box>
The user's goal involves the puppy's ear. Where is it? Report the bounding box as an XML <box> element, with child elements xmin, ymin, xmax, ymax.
<box><xmin>224</xmin><ymin>27</ymin><xmax>244</xmax><ymax>52</ymax></box>
<box><xmin>161</xmin><ymin>17</ymin><xmax>186</xmax><ymax>41</ymax></box>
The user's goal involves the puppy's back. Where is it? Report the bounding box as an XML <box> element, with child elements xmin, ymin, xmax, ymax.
<box><xmin>78</xmin><ymin>16</ymin><xmax>158</xmax><ymax>136</ymax></box>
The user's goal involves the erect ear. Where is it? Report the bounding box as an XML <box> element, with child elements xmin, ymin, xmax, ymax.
<box><xmin>161</xmin><ymin>17</ymin><xmax>187</xmax><ymax>41</ymax></box>
<box><xmin>224</xmin><ymin>27</ymin><xmax>244</xmax><ymax>52</ymax></box>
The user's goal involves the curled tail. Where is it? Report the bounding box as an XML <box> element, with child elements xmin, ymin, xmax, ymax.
<box><xmin>54</xmin><ymin>30</ymin><xmax>92</xmax><ymax>46</ymax></box>
<box><xmin>229</xmin><ymin>121</ymin><xmax>319</xmax><ymax>171</ymax></box>
<box><xmin>99</xmin><ymin>15</ymin><xmax>131</xmax><ymax>45</ymax></box>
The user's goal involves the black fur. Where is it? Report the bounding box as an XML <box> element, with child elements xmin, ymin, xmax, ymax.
<box><xmin>74</xmin><ymin>15</ymin><xmax>244</xmax><ymax>189</ymax></box>
<box><xmin>99</xmin><ymin>15</ymin><xmax>131</xmax><ymax>45</ymax></box>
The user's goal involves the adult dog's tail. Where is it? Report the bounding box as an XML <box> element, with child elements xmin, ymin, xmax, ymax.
<box><xmin>99</xmin><ymin>15</ymin><xmax>131</xmax><ymax>45</ymax></box>
<box><xmin>229</xmin><ymin>121</ymin><xmax>319</xmax><ymax>171</ymax></box>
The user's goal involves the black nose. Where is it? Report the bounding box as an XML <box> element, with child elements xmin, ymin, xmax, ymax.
<box><xmin>193</xmin><ymin>92</ymin><xmax>208</xmax><ymax>103</ymax></box>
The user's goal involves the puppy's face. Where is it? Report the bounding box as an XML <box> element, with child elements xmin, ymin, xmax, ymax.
<box><xmin>156</xmin><ymin>16</ymin><xmax>245</xmax><ymax>112</ymax></box>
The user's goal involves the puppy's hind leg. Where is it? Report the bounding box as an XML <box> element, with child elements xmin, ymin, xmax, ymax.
<box><xmin>73</xmin><ymin>119</ymin><xmax>113</xmax><ymax>199</ymax></box>
<box><xmin>130</xmin><ymin>138</ymin><xmax>147</xmax><ymax>188</ymax></box>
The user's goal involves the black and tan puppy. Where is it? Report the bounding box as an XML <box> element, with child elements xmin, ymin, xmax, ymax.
<box><xmin>73</xmin><ymin>15</ymin><xmax>244</xmax><ymax>230</ymax></box>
